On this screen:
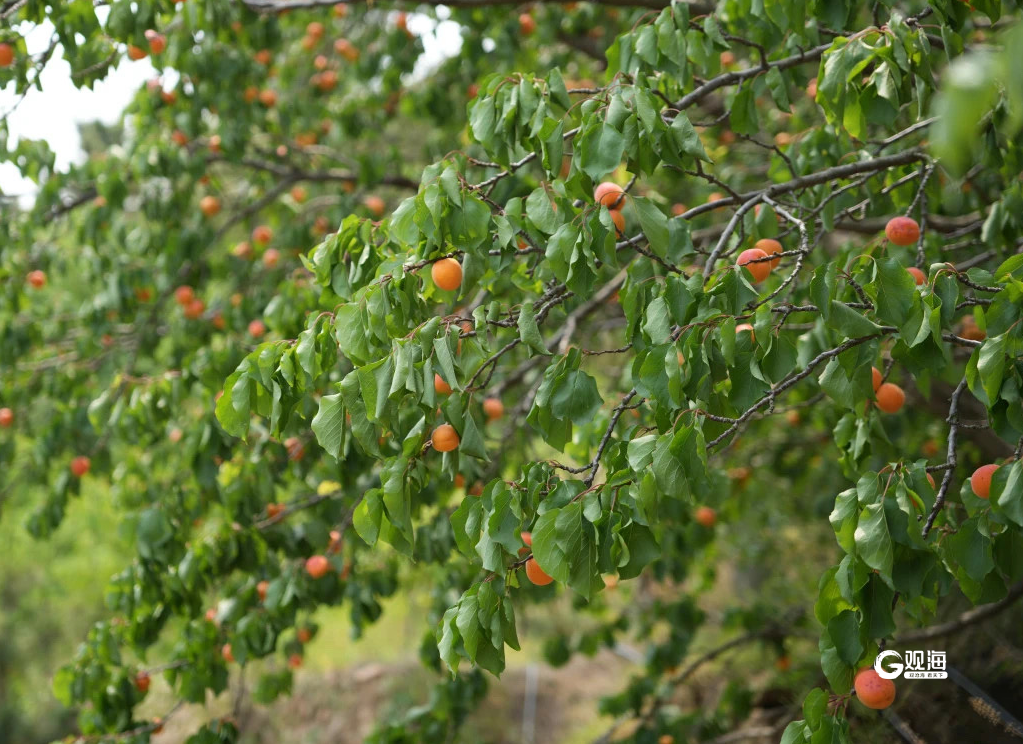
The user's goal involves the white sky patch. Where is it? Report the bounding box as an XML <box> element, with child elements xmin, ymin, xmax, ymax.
<box><xmin>1</xmin><ymin>10</ymin><xmax>466</xmax><ymax>202</ymax></box>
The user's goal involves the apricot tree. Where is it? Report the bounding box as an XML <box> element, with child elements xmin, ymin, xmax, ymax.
<box><xmin>2</xmin><ymin>1</ymin><xmax>1023</xmax><ymax>743</ymax></box>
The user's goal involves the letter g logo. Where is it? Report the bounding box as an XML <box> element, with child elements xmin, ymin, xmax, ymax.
<box><xmin>874</xmin><ymin>650</ymin><xmax>904</xmax><ymax>680</ymax></box>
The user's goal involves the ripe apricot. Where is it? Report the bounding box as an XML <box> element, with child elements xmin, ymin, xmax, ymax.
<box><xmin>288</xmin><ymin>653</ymin><xmax>303</xmax><ymax>669</ymax></box>
<box><xmin>127</xmin><ymin>44</ymin><xmax>147</xmax><ymax>61</ymax></box>
<box><xmin>221</xmin><ymin>643</ymin><xmax>234</xmax><ymax>663</ymax></box>
<box><xmin>775</xmin><ymin>656</ymin><xmax>791</xmax><ymax>671</ymax></box>
<box><xmin>519</xmin><ymin>13</ymin><xmax>536</xmax><ymax>35</ymax></box>
<box><xmin>183</xmin><ymin>298</ymin><xmax>205</xmax><ymax>319</ymax></box>
<box><xmin>255</xmin><ymin>49</ymin><xmax>272</xmax><ymax>65</ymax></box>
<box><xmin>199</xmin><ymin>195</ymin><xmax>221</xmax><ymax>217</ymax></box>
<box><xmin>362</xmin><ymin>195</ymin><xmax>385</xmax><ymax>217</ymax></box>
<box><xmin>257</xmin><ymin>580</ymin><xmax>269</xmax><ymax>601</ymax></box>
<box><xmin>885</xmin><ymin>216</ymin><xmax>920</xmax><ymax>246</ymax></box>
<box><xmin>922</xmin><ymin>439</ymin><xmax>940</xmax><ymax>457</ymax></box>
<box><xmin>971</xmin><ymin>463</ymin><xmax>999</xmax><ymax>499</ymax></box>
<box><xmin>672</xmin><ymin>203</ymin><xmax>687</xmax><ymax>216</ymax></box>
<box><xmin>871</xmin><ymin>366</ymin><xmax>883</xmax><ymax>392</ymax></box>
<box><xmin>720</xmin><ymin>50</ymin><xmax>735</xmax><ymax>66</ymax></box>
<box><xmin>135</xmin><ymin>671</ymin><xmax>151</xmax><ymax>692</ymax></box>
<box><xmin>906</xmin><ymin>266</ymin><xmax>926</xmax><ymax>286</ymax></box>
<box><xmin>483</xmin><ymin>398</ymin><xmax>504</xmax><ymax>421</ymax></box>
<box><xmin>27</xmin><ymin>270</ymin><xmax>46</xmax><ymax>288</ymax></box>
<box><xmin>736</xmin><ymin>248</ymin><xmax>771</xmax><ymax>283</ymax></box>
<box><xmin>454</xmin><ymin>474</ymin><xmax>465</xmax><ymax>488</ymax></box>
<box><xmin>171</xmin><ymin>129</ymin><xmax>188</xmax><ymax>146</ymax></box>
<box><xmin>248</xmin><ymin>319</ymin><xmax>266</xmax><ymax>338</ymax></box>
<box><xmin>609</xmin><ymin>208</ymin><xmax>625</xmax><ymax>236</ymax></box>
<box><xmin>468</xmin><ymin>482</ymin><xmax>484</xmax><ymax>496</ymax></box>
<box><xmin>753</xmin><ymin>238</ymin><xmax>783</xmax><ymax>269</ymax></box>
<box><xmin>431</xmin><ymin>424</ymin><xmax>459</xmax><ymax>452</ymax></box>
<box><xmin>875</xmin><ymin>382</ymin><xmax>905</xmax><ymax>414</ymax></box>
<box><xmin>806</xmin><ymin>78</ymin><xmax>818</xmax><ymax>100</ymax></box>
<box><xmin>297</xmin><ymin>627</ymin><xmax>312</xmax><ymax>644</ymax></box>
<box><xmin>594</xmin><ymin>181</ymin><xmax>626</xmax><ymax>209</ymax></box>
<box><xmin>233</xmin><ymin>241</ymin><xmax>253</xmax><ymax>260</ymax></box>
<box><xmin>267</xmin><ymin>502</ymin><xmax>285</xmax><ymax>518</ymax></box>
<box><xmin>521</xmin><ymin>531</ymin><xmax>532</xmax><ymax>546</ymax></box>
<box><xmin>434</xmin><ymin>373</ymin><xmax>452</xmax><ymax>395</ymax></box>
<box><xmin>145</xmin><ymin>30</ymin><xmax>166</xmax><ymax>54</ymax></box>
<box><xmin>244</xmin><ymin>86</ymin><xmax>258</xmax><ymax>103</ymax></box>
<box><xmin>694</xmin><ymin>506</ymin><xmax>716</xmax><ymax>527</ymax></box>
<box><xmin>0</xmin><ymin>408</ymin><xmax>13</xmax><ymax>427</ymax></box>
<box><xmin>926</xmin><ymin>472</ymin><xmax>936</xmax><ymax>489</ymax></box>
<box><xmin>307</xmin><ymin>21</ymin><xmax>325</xmax><ymax>38</ymax></box>
<box><xmin>262</xmin><ymin>248</ymin><xmax>281</xmax><ymax>269</ymax></box>
<box><xmin>785</xmin><ymin>410</ymin><xmax>801</xmax><ymax>426</ymax></box>
<box><xmin>525</xmin><ymin>557</ymin><xmax>554</xmax><ymax>585</ymax></box>
<box><xmin>291</xmin><ymin>186</ymin><xmax>307</xmax><ymax>203</ymax></box>
<box><xmin>258</xmin><ymin>89</ymin><xmax>277</xmax><ymax>107</ymax></box>
<box><xmin>252</xmin><ymin>225</ymin><xmax>272</xmax><ymax>245</ymax></box>
<box><xmin>305</xmin><ymin>555</ymin><xmax>330</xmax><ymax>578</ymax></box>
<box><xmin>853</xmin><ymin>668</ymin><xmax>896</xmax><ymax>710</ymax></box>
<box><xmin>70</xmin><ymin>456</ymin><xmax>91</xmax><ymax>478</ymax></box>
<box><xmin>168</xmin><ymin>427</ymin><xmax>183</xmax><ymax>443</ymax></box>
<box><xmin>431</xmin><ymin>258</ymin><xmax>463</xmax><ymax>291</ymax></box>
<box><xmin>735</xmin><ymin>323</ymin><xmax>755</xmax><ymax>342</ymax></box>
<box><xmin>0</xmin><ymin>43</ymin><xmax>14</xmax><ymax>67</ymax></box>
<box><xmin>334</xmin><ymin>38</ymin><xmax>359</xmax><ymax>62</ymax></box>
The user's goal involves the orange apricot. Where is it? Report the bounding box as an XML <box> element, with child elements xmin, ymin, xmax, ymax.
<box><xmin>694</xmin><ymin>506</ymin><xmax>716</xmax><ymax>527</ymax></box>
<box><xmin>907</xmin><ymin>266</ymin><xmax>926</xmax><ymax>285</ymax></box>
<box><xmin>525</xmin><ymin>557</ymin><xmax>554</xmax><ymax>585</ymax></box>
<box><xmin>257</xmin><ymin>580</ymin><xmax>269</xmax><ymax>601</ymax></box>
<box><xmin>519</xmin><ymin>13</ymin><xmax>536</xmax><ymax>35</ymax></box>
<box><xmin>434</xmin><ymin>373</ymin><xmax>452</xmax><ymax>395</ymax></box>
<box><xmin>27</xmin><ymin>270</ymin><xmax>46</xmax><ymax>288</ymax></box>
<box><xmin>875</xmin><ymin>382</ymin><xmax>905</xmax><ymax>414</ymax></box>
<box><xmin>753</xmin><ymin>238</ymin><xmax>783</xmax><ymax>269</ymax></box>
<box><xmin>609</xmin><ymin>208</ymin><xmax>625</xmax><ymax>236</ymax></box>
<box><xmin>305</xmin><ymin>555</ymin><xmax>330</xmax><ymax>578</ymax></box>
<box><xmin>483</xmin><ymin>398</ymin><xmax>504</xmax><ymax>421</ymax></box>
<box><xmin>736</xmin><ymin>248</ymin><xmax>771</xmax><ymax>283</ymax></box>
<box><xmin>252</xmin><ymin>225</ymin><xmax>273</xmax><ymax>245</ymax></box>
<box><xmin>871</xmin><ymin>367</ymin><xmax>883</xmax><ymax>392</ymax></box>
<box><xmin>0</xmin><ymin>408</ymin><xmax>13</xmax><ymax>428</ymax></box>
<box><xmin>594</xmin><ymin>182</ymin><xmax>626</xmax><ymax>209</ymax></box>
<box><xmin>853</xmin><ymin>668</ymin><xmax>896</xmax><ymax>710</ymax></box>
<box><xmin>970</xmin><ymin>463</ymin><xmax>999</xmax><ymax>499</ymax></box>
<box><xmin>885</xmin><ymin>216</ymin><xmax>920</xmax><ymax>246</ymax></box>
<box><xmin>0</xmin><ymin>43</ymin><xmax>14</xmax><ymax>67</ymax></box>
<box><xmin>431</xmin><ymin>258</ymin><xmax>463</xmax><ymax>291</ymax></box>
<box><xmin>432</xmin><ymin>424</ymin><xmax>459</xmax><ymax>452</ymax></box>
<box><xmin>248</xmin><ymin>319</ymin><xmax>266</xmax><ymax>338</ymax></box>
<box><xmin>199</xmin><ymin>195</ymin><xmax>221</xmax><ymax>217</ymax></box>
<box><xmin>70</xmin><ymin>456</ymin><xmax>91</xmax><ymax>477</ymax></box>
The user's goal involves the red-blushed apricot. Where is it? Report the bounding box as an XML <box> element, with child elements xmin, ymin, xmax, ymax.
<box><xmin>161</xmin><ymin>89</ymin><xmax>176</xmax><ymax>105</ymax></box>
<box><xmin>145</xmin><ymin>30</ymin><xmax>166</xmax><ymax>54</ymax></box>
<box><xmin>971</xmin><ymin>463</ymin><xmax>999</xmax><ymax>499</ymax></box>
<box><xmin>199</xmin><ymin>195</ymin><xmax>221</xmax><ymax>217</ymax></box>
<box><xmin>267</xmin><ymin>502</ymin><xmax>285</xmax><ymax>518</ymax></box>
<box><xmin>434</xmin><ymin>373</ymin><xmax>452</xmax><ymax>395</ymax></box>
<box><xmin>252</xmin><ymin>225</ymin><xmax>272</xmax><ymax>245</ymax></box>
<box><xmin>720</xmin><ymin>50</ymin><xmax>735</xmax><ymax>66</ymax></box>
<box><xmin>806</xmin><ymin>77</ymin><xmax>818</xmax><ymax>100</ymax></box>
<box><xmin>127</xmin><ymin>44</ymin><xmax>147</xmax><ymax>60</ymax></box>
<box><xmin>258</xmin><ymin>89</ymin><xmax>277</xmax><ymax>106</ymax></box>
<box><xmin>361</xmin><ymin>195</ymin><xmax>384</xmax><ymax>217</ymax></box>
<box><xmin>151</xmin><ymin>717</ymin><xmax>164</xmax><ymax>735</ymax></box>
<box><xmin>922</xmin><ymin>439</ymin><xmax>940</xmax><ymax>457</ymax></box>
<box><xmin>0</xmin><ymin>408</ymin><xmax>13</xmax><ymax>428</ymax></box>
<box><xmin>468</xmin><ymin>482</ymin><xmax>484</xmax><ymax>496</ymax></box>
<box><xmin>70</xmin><ymin>456</ymin><xmax>91</xmax><ymax>478</ymax></box>
<box><xmin>467</xmin><ymin>83</ymin><xmax>479</xmax><ymax>99</ymax></box>
<box><xmin>205</xmin><ymin>608</ymin><xmax>218</xmax><ymax>623</ymax></box>
<box><xmin>885</xmin><ymin>216</ymin><xmax>920</xmax><ymax>246</ymax></box>
<box><xmin>454</xmin><ymin>474</ymin><xmax>465</xmax><ymax>488</ymax></box>
<box><xmin>307</xmin><ymin>21</ymin><xmax>325</xmax><ymax>38</ymax></box>
<box><xmin>254</xmin><ymin>48</ymin><xmax>272</xmax><ymax>65</ymax></box>
<box><xmin>483</xmin><ymin>398</ymin><xmax>504</xmax><ymax>421</ymax></box>
<box><xmin>305</xmin><ymin>555</ymin><xmax>330</xmax><ymax>578</ymax></box>
<box><xmin>853</xmin><ymin>668</ymin><xmax>896</xmax><ymax>710</ymax></box>
<box><xmin>875</xmin><ymin>382</ymin><xmax>905</xmax><ymax>414</ymax></box>
<box><xmin>0</xmin><ymin>43</ymin><xmax>14</xmax><ymax>67</ymax></box>
<box><xmin>519</xmin><ymin>13</ymin><xmax>536</xmax><ymax>35</ymax></box>
<box><xmin>736</xmin><ymin>248</ymin><xmax>771</xmax><ymax>283</ymax></box>
<box><xmin>658</xmin><ymin>736</ymin><xmax>674</xmax><ymax>744</ymax></box>
<box><xmin>168</xmin><ymin>427</ymin><xmax>183</xmax><ymax>443</ymax></box>
<box><xmin>328</xmin><ymin>529</ymin><xmax>342</xmax><ymax>553</ymax></box>
<box><xmin>291</xmin><ymin>185</ymin><xmax>308</xmax><ymax>203</ymax></box>
<box><xmin>334</xmin><ymin>4</ymin><xmax>348</xmax><ymax>15</ymax></box>
<box><xmin>262</xmin><ymin>248</ymin><xmax>281</xmax><ymax>269</ymax></box>
<box><xmin>248</xmin><ymin>319</ymin><xmax>266</xmax><ymax>338</ymax></box>
<box><xmin>432</xmin><ymin>424</ymin><xmax>460</xmax><ymax>452</ymax></box>
<box><xmin>431</xmin><ymin>258</ymin><xmax>463</xmax><ymax>291</ymax></box>
<box><xmin>135</xmin><ymin>671</ymin><xmax>151</xmax><ymax>693</ymax></box>
<box><xmin>221</xmin><ymin>643</ymin><xmax>234</xmax><ymax>663</ymax></box>
<box><xmin>609</xmin><ymin>208</ymin><xmax>625</xmax><ymax>236</ymax></box>
<box><xmin>233</xmin><ymin>241</ymin><xmax>253</xmax><ymax>260</ymax></box>
<box><xmin>257</xmin><ymin>580</ymin><xmax>269</xmax><ymax>601</ymax></box>
<box><xmin>926</xmin><ymin>472</ymin><xmax>936</xmax><ymax>489</ymax></box>
<box><xmin>521</xmin><ymin>531</ymin><xmax>532</xmax><ymax>546</ymax></box>
<box><xmin>230</xmin><ymin>292</ymin><xmax>243</xmax><ymax>307</ymax></box>
<box><xmin>907</xmin><ymin>266</ymin><xmax>926</xmax><ymax>285</ymax></box>
<box><xmin>171</xmin><ymin>129</ymin><xmax>188</xmax><ymax>146</ymax></box>
<box><xmin>594</xmin><ymin>181</ymin><xmax>626</xmax><ymax>208</ymax></box>
<box><xmin>671</xmin><ymin>203</ymin><xmax>687</xmax><ymax>216</ymax></box>
<box><xmin>297</xmin><ymin>627</ymin><xmax>312</xmax><ymax>644</ymax></box>
<box><xmin>753</xmin><ymin>238</ymin><xmax>783</xmax><ymax>269</ymax></box>
<box><xmin>525</xmin><ymin>557</ymin><xmax>554</xmax><ymax>585</ymax></box>
<box><xmin>694</xmin><ymin>506</ymin><xmax>716</xmax><ymax>527</ymax></box>
<box><xmin>27</xmin><ymin>270</ymin><xmax>46</xmax><ymax>288</ymax></box>
<box><xmin>211</xmin><ymin>311</ymin><xmax>226</xmax><ymax>330</ymax></box>
<box><xmin>288</xmin><ymin>653</ymin><xmax>303</xmax><ymax>669</ymax></box>
<box><xmin>871</xmin><ymin>367</ymin><xmax>883</xmax><ymax>392</ymax></box>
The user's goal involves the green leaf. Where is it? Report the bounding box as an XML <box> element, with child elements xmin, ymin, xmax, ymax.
<box><xmin>632</xmin><ymin>197</ymin><xmax>669</xmax><ymax>257</ymax></box>
<box><xmin>518</xmin><ymin>301</ymin><xmax>550</xmax><ymax>355</ymax></box>
<box><xmin>854</xmin><ymin>502</ymin><xmax>894</xmax><ymax>583</ymax></box>
<box><xmin>311</xmin><ymin>393</ymin><xmax>346</xmax><ymax>459</ymax></box>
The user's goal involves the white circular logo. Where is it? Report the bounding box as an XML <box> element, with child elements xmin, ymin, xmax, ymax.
<box><xmin>874</xmin><ymin>650</ymin><xmax>904</xmax><ymax>679</ymax></box>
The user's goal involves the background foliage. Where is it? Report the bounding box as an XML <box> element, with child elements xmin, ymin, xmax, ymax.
<box><xmin>2</xmin><ymin>0</ymin><xmax>1023</xmax><ymax>742</ymax></box>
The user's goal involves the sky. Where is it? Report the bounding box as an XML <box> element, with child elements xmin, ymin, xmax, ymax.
<box><xmin>0</xmin><ymin>10</ymin><xmax>460</xmax><ymax>200</ymax></box>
